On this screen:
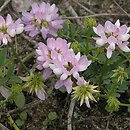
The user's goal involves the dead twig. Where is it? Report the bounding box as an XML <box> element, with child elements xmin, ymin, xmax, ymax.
<box><xmin>67</xmin><ymin>99</ymin><xmax>76</xmax><ymax>130</ymax></box>
<box><xmin>63</xmin><ymin>0</ymin><xmax>82</xmax><ymax>25</ymax></box>
<box><xmin>0</xmin><ymin>0</ymin><xmax>11</xmax><ymax>12</ymax></box>
<box><xmin>22</xmin><ymin>34</ymin><xmax>38</xmax><ymax>46</ymax></box>
<box><xmin>71</xmin><ymin>0</ymin><xmax>95</xmax><ymax>15</ymax></box>
<box><xmin>106</xmin><ymin>116</ymin><xmax>110</xmax><ymax>130</ymax></box>
<box><xmin>63</xmin><ymin>13</ymin><xmax>127</xmax><ymax>19</ymax></box>
<box><xmin>113</xmin><ymin>0</ymin><xmax>130</xmax><ymax>17</ymax></box>
<box><xmin>3</xmin><ymin>100</ymin><xmax>42</xmax><ymax>115</ymax></box>
<box><xmin>0</xmin><ymin>123</ymin><xmax>9</xmax><ymax>130</ymax></box>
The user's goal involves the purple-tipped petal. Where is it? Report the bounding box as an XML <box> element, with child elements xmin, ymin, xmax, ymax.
<box><xmin>77</xmin><ymin>76</ymin><xmax>86</xmax><ymax>86</ymax></box>
<box><xmin>118</xmin><ymin>42</ymin><xmax>130</xmax><ymax>52</ymax></box>
<box><xmin>6</xmin><ymin>14</ymin><xmax>13</xmax><ymax>26</ymax></box>
<box><xmin>105</xmin><ymin>21</ymin><xmax>117</xmax><ymax>33</ymax></box>
<box><xmin>36</xmin><ymin>88</ymin><xmax>45</xmax><ymax>100</ymax></box>
<box><xmin>78</xmin><ymin>56</ymin><xmax>91</xmax><ymax>71</ymax></box>
<box><xmin>107</xmin><ymin>36</ymin><xmax>117</xmax><ymax>44</ymax></box>
<box><xmin>0</xmin><ymin>16</ymin><xmax>5</xmax><ymax>27</ymax></box>
<box><xmin>64</xmin><ymin>78</ymin><xmax>73</xmax><ymax>93</ymax></box>
<box><xmin>43</xmin><ymin>68</ymin><xmax>52</xmax><ymax>80</ymax></box>
<box><xmin>55</xmin><ymin>80</ymin><xmax>64</xmax><ymax>89</ymax></box>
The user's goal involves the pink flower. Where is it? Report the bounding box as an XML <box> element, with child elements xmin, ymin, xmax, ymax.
<box><xmin>36</xmin><ymin>38</ymin><xmax>70</xmax><ymax>69</ymax></box>
<box><xmin>93</xmin><ymin>20</ymin><xmax>130</xmax><ymax>58</ymax></box>
<box><xmin>51</xmin><ymin>51</ymin><xmax>91</xmax><ymax>81</ymax></box>
<box><xmin>55</xmin><ymin>78</ymin><xmax>73</xmax><ymax>93</ymax></box>
<box><xmin>0</xmin><ymin>14</ymin><xmax>24</xmax><ymax>45</ymax></box>
<box><xmin>36</xmin><ymin>37</ymin><xmax>92</xmax><ymax>93</ymax></box>
<box><xmin>22</xmin><ymin>2</ymin><xmax>63</xmax><ymax>39</ymax></box>
<box><xmin>51</xmin><ymin>50</ymin><xmax>91</xmax><ymax>93</ymax></box>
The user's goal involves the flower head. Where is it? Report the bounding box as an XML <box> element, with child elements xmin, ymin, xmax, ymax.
<box><xmin>36</xmin><ymin>37</ymin><xmax>92</xmax><ymax>93</ymax></box>
<box><xmin>105</xmin><ymin>96</ymin><xmax>120</xmax><ymax>112</ymax></box>
<box><xmin>22</xmin><ymin>73</ymin><xmax>46</xmax><ymax>100</ymax></box>
<box><xmin>93</xmin><ymin>20</ymin><xmax>130</xmax><ymax>58</ymax></box>
<box><xmin>84</xmin><ymin>18</ymin><xmax>97</xmax><ymax>28</ymax></box>
<box><xmin>0</xmin><ymin>14</ymin><xmax>24</xmax><ymax>45</ymax></box>
<box><xmin>53</xmin><ymin>51</ymin><xmax>91</xmax><ymax>93</ymax></box>
<box><xmin>72</xmin><ymin>77</ymin><xmax>99</xmax><ymax>108</ymax></box>
<box><xmin>111</xmin><ymin>66</ymin><xmax>128</xmax><ymax>84</ymax></box>
<box><xmin>22</xmin><ymin>2</ymin><xmax>63</xmax><ymax>39</ymax></box>
<box><xmin>36</xmin><ymin>37</ymin><xmax>70</xmax><ymax>70</ymax></box>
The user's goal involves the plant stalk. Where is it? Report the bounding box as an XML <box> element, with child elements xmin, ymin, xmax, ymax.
<box><xmin>7</xmin><ymin>113</ymin><xmax>20</xmax><ymax>130</ymax></box>
<box><xmin>10</xmin><ymin>44</ymin><xmax>30</xmax><ymax>74</ymax></box>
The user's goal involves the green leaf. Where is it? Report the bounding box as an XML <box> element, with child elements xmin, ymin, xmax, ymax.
<box><xmin>43</xmin><ymin>119</ymin><xmax>49</xmax><ymax>126</ymax></box>
<box><xmin>14</xmin><ymin>93</ymin><xmax>25</xmax><ymax>109</ymax></box>
<box><xmin>6</xmin><ymin>65</ymin><xmax>15</xmax><ymax>78</ymax></box>
<box><xmin>20</xmin><ymin>111</ymin><xmax>27</xmax><ymax>120</ymax></box>
<box><xmin>15</xmin><ymin>119</ymin><xmax>25</xmax><ymax>126</ymax></box>
<box><xmin>48</xmin><ymin>112</ymin><xmax>58</xmax><ymax>121</ymax></box>
<box><xmin>0</xmin><ymin>48</ymin><xmax>7</xmax><ymax>67</ymax></box>
<box><xmin>0</xmin><ymin>79</ymin><xmax>6</xmax><ymax>85</ymax></box>
<box><xmin>59</xmin><ymin>87</ymin><xmax>66</xmax><ymax>93</ymax></box>
<box><xmin>128</xmin><ymin>106</ymin><xmax>130</xmax><ymax>113</ymax></box>
<box><xmin>9</xmin><ymin>76</ymin><xmax>22</xmax><ymax>84</ymax></box>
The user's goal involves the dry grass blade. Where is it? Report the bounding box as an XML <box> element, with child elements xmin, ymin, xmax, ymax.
<box><xmin>71</xmin><ymin>0</ymin><xmax>95</xmax><ymax>14</ymax></box>
<box><xmin>113</xmin><ymin>0</ymin><xmax>130</xmax><ymax>17</ymax></box>
<box><xmin>0</xmin><ymin>0</ymin><xmax>11</xmax><ymax>12</ymax></box>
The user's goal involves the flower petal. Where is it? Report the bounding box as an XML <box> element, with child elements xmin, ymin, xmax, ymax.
<box><xmin>36</xmin><ymin>88</ymin><xmax>45</xmax><ymax>100</ymax></box>
<box><xmin>55</xmin><ymin>80</ymin><xmax>64</xmax><ymax>89</ymax></box>
<box><xmin>64</xmin><ymin>78</ymin><xmax>73</xmax><ymax>93</ymax></box>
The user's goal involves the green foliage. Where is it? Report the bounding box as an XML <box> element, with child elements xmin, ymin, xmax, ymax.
<box><xmin>43</xmin><ymin>111</ymin><xmax>58</xmax><ymax>126</ymax></box>
<box><xmin>105</xmin><ymin>96</ymin><xmax>120</xmax><ymax>113</ymax></box>
<box><xmin>15</xmin><ymin>119</ymin><xmax>25</xmax><ymax>127</ymax></box>
<box><xmin>0</xmin><ymin>48</ymin><xmax>7</xmax><ymax>67</ymax></box>
<box><xmin>15</xmin><ymin>111</ymin><xmax>27</xmax><ymax>127</ymax></box>
<box><xmin>20</xmin><ymin>111</ymin><xmax>27</xmax><ymax>120</ymax></box>
<box><xmin>0</xmin><ymin>63</ymin><xmax>22</xmax><ymax>86</ymax></box>
<box><xmin>111</xmin><ymin>66</ymin><xmax>128</xmax><ymax>84</ymax></box>
<box><xmin>14</xmin><ymin>93</ymin><xmax>25</xmax><ymax>109</ymax></box>
<box><xmin>11</xmin><ymin>84</ymin><xmax>22</xmax><ymax>95</ymax></box>
<box><xmin>48</xmin><ymin>112</ymin><xmax>58</xmax><ymax>121</ymax></box>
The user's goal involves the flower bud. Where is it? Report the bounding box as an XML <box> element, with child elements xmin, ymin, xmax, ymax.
<box><xmin>111</xmin><ymin>66</ymin><xmax>128</xmax><ymax>84</ymax></box>
<box><xmin>72</xmin><ymin>82</ymin><xmax>99</xmax><ymax>108</ymax></box>
<box><xmin>105</xmin><ymin>96</ymin><xmax>120</xmax><ymax>112</ymax></box>
<box><xmin>71</xmin><ymin>41</ymin><xmax>81</xmax><ymax>52</ymax></box>
<box><xmin>22</xmin><ymin>73</ymin><xmax>46</xmax><ymax>100</ymax></box>
<box><xmin>84</xmin><ymin>18</ymin><xmax>97</xmax><ymax>28</ymax></box>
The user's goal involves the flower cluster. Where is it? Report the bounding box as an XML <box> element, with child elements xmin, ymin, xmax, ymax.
<box><xmin>21</xmin><ymin>74</ymin><xmax>46</xmax><ymax>100</ymax></box>
<box><xmin>72</xmin><ymin>76</ymin><xmax>99</xmax><ymax>108</ymax></box>
<box><xmin>0</xmin><ymin>14</ymin><xmax>24</xmax><ymax>45</ymax></box>
<box><xmin>93</xmin><ymin>20</ymin><xmax>130</xmax><ymax>58</ymax></box>
<box><xmin>22</xmin><ymin>2</ymin><xmax>63</xmax><ymax>39</ymax></box>
<box><xmin>36</xmin><ymin>37</ymin><xmax>92</xmax><ymax>93</ymax></box>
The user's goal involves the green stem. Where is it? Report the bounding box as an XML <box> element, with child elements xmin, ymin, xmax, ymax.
<box><xmin>107</xmin><ymin>82</ymin><xmax>118</xmax><ymax>96</ymax></box>
<box><xmin>7</xmin><ymin>113</ymin><xmax>20</xmax><ymax>130</ymax></box>
<box><xmin>22</xmin><ymin>51</ymin><xmax>35</xmax><ymax>63</ymax></box>
<box><xmin>99</xmin><ymin>58</ymin><xmax>108</xmax><ymax>85</ymax></box>
<box><xmin>120</xmin><ymin>103</ymin><xmax>130</xmax><ymax>107</ymax></box>
<box><xmin>10</xmin><ymin>44</ymin><xmax>30</xmax><ymax>74</ymax></box>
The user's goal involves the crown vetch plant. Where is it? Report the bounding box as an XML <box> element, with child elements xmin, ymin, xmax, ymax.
<box><xmin>0</xmin><ymin>14</ymin><xmax>24</xmax><ymax>45</ymax></box>
<box><xmin>1</xmin><ymin>1</ymin><xmax>130</xmax><ymax>130</ymax></box>
<box><xmin>22</xmin><ymin>2</ymin><xmax>63</xmax><ymax>39</ymax></box>
<box><xmin>36</xmin><ymin>37</ymin><xmax>92</xmax><ymax>93</ymax></box>
<box><xmin>93</xmin><ymin>20</ymin><xmax>130</xmax><ymax>58</ymax></box>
